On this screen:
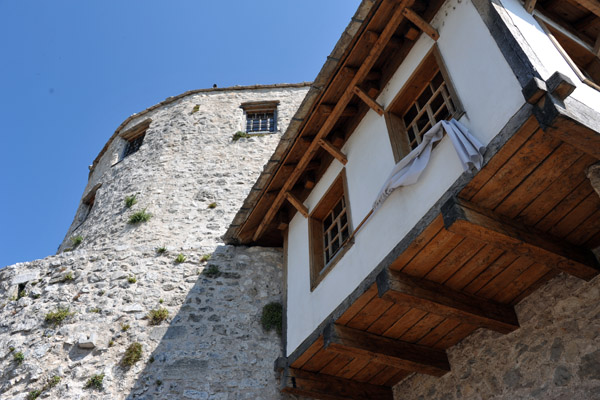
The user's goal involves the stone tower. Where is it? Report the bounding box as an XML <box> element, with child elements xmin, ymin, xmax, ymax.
<box><xmin>0</xmin><ymin>83</ymin><xmax>310</xmax><ymax>399</ymax></box>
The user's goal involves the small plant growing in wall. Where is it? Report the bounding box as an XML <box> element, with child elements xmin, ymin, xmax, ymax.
<box><xmin>45</xmin><ymin>307</ymin><xmax>74</xmax><ymax>327</ymax></box>
<box><xmin>207</xmin><ymin>202</ymin><xmax>217</xmax><ymax>209</ymax></box>
<box><xmin>124</xmin><ymin>194</ymin><xmax>138</xmax><ymax>208</ymax></box>
<box><xmin>17</xmin><ymin>289</ymin><xmax>27</xmax><ymax>300</ymax></box>
<box><xmin>127</xmin><ymin>275</ymin><xmax>137</xmax><ymax>284</ymax></box>
<box><xmin>84</xmin><ymin>373</ymin><xmax>105</xmax><ymax>390</ymax></box>
<box><xmin>121</xmin><ymin>323</ymin><xmax>130</xmax><ymax>332</ymax></box>
<box><xmin>121</xmin><ymin>342</ymin><xmax>143</xmax><ymax>367</ymax></box>
<box><xmin>13</xmin><ymin>351</ymin><xmax>25</xmax><ymax>365</ymax></box>
<box><xmin>148</xmin><ymin>307</ymin><xmax>169</xmax><ymax>325</ymax></box>
<box><xmin>261</xmin><ymin>302</ymin><xmax>283</xmax><ymax>336</ymax></box>
<box><xmin>191</xmin><ymin>104</ymin><xmax>200</xmax><ymax>114</ymax></box>
<box><xmin>156</xmin><ymin>246</ymin><xmax>167</xmax><ymax>254</ymax></box>
<box><xmin>62</xmin><ymin>272</ymin><xmax>74</xmax><ymax>282</ymax></box>
<box><xmin>200</xmin><ymin>254</ymin><xmax>211</xmax><ymax>262</ymax></box>
<box><xmin>203</xmin><ymin>265</ymin><xmax>220</xmax><ymax>278</ymax></box>
<box><xmin>232</xmin><ymin>131</ymin><xmax>251</xmax><ymax>141</ymax></box>
<box><xmin>71</xmin><ymin>235</ymin><xmax>83</xmax><ymax>248</ymax></box>
<box><xmin>26</xmin><ymin>390</ymin><xmax>41</xmax><ymax>400</ymax></box>
<box><xmin>128</xmin><ymin>209</ymin><xmax>152</xmax><ymax>224</ymax></box>
<box><xmin>174</xmin><ymin>253</ymin><xmax>186</xmax><ymax>264</ymax></box>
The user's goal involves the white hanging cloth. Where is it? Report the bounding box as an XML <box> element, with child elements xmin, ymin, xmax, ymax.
<box><xmin>372</xmin><ymin>119</ymin><xmax>485</xmax><ymax>210</ymax></box>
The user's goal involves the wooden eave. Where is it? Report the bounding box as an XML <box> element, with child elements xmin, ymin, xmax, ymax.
<box><xmin>281</xmin><ymin>103</ymin><xmax>600</xmax><ymax>398</ymax></box>
<box><xmin>226</xmin><ymin>0</ymin><xmax>447</xmax><ymax>246</ymax></box>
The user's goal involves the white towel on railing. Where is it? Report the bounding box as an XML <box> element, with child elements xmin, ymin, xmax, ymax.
<box><xmin>373</xmin><ymin>119</ymin><xmax>485</xmax><ymax>210</ymax></box>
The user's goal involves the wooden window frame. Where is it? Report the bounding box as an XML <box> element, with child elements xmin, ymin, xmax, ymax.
<box><xmin>308</xmin><ymin>170</ymin><xmax>353</xmax><ymax>291</ymax></box>
<box><xmin>384</xmin><ymin>45</ymin><xmax>464</xmax><ymax>163</ymax></box>
<box><xmin>534</xmin><ymin>12</ymin><xmax>600</xmax><ymax>92</ymax></box>
<box><xmin>241</xmin><ymin>100</ymin><xmax>279</xmax><ymax>134</ymax></box>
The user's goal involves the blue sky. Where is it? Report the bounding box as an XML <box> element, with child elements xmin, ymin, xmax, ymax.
<box><xmin>0</xmin><ymin>1</ymin><xmax>360</xmax><ymax>267</ymax></box>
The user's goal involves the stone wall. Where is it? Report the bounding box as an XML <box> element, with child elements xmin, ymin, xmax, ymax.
<box><xmin>0</xmin><ymin>245</ymin><xmax>285</xmax><ymax>399</ymax></box>
<box><xmin>59</xmin><ymin>85</ymin><xmax>309</xmax><ymax>254</ymax></box>
<box><xmin>0</xmin><ymin>84</ymin><xmax>310</xmax><ymax>399</ymax></box>
<box><xmin>393</xmin><ymin>273</ymin><xmax>600</xmax><ymax>400</ymax></box>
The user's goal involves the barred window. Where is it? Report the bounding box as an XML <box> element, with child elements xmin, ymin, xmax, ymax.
<box><xmin>384</xmin><ymin>45</ymin><xmax>463</xmax><ymax>162</ymax></box>
<box><xmin>309</xmin><ymin>171</ymin><xmax>353</xmax><ymax>289</ymax></box>
<box><xmin>246</xmin><ymin>111</ymin><xmax>276</xmax><ymax>133</ymax></box>
<box><xmin>240</xmin><ymin>100</ymin><xmax>279</xmax><ymax>134</ymax></box>
<box><xmin>119</xmin><ymin>118</ymin><xmax>151</xmax><ymax>160</ymax></box>
<box><xmin>402</xmin><ymin>70</ymin><xmax>457</xmax><ymax>150</ymax></box>
<box><xmin>123</xmin><ymin>134</ymin><xmax>145</xmax><ymax>158</ymax></box>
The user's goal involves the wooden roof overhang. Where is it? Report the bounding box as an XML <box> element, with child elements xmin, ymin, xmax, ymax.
<box><xmin>278</xmin><ymin>77</ymin><xmax>600</xmax><ymax>398</ymax></box>
<box><xmin>224</xmin><ymin>0</ymin><xmax>447</xmax><ymax>246</ymax></box>
<box><xmin>524</xmin><ymin>0</ymin><xmax>600</xmax><ymax>52</ymax></box>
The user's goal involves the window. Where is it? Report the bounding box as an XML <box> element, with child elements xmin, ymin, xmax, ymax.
<box><xmin>120</xmin><ymin>118</ymin><xmax>151</xmax><ymax>159</ymax></box>
<box><xmin>534</xmin><ymin>12</ymin><xmax>600</xmax><ymax>90</ymax></box>
<box><xmin>308</xmin><ymin>171</ymin><xmax>353</xmax><ymax>289</ymax></box>
<box><xmin>385</xmin><ymin>45</ymin><xmax>463</xmax><ymax>162</ymax></box>
<box><xmin>241</xmin><ymin>101</ymin><xmax>279</xmax><ymax>133</ymax></box>
<box><xmin>74</xmin><ymin>183</ymin><xmax>101</xmax><ymax>229</ymax></box>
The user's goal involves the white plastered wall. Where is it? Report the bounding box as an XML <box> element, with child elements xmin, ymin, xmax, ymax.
<box><xmin>497</xmin><ymin>0</ymin><xmax>600</xmax><ymax>108</ymax></box>
<box><xmin>286</xmin><ymin>0</ymin><xmax>525</xmax><ymax>355</ymax></box>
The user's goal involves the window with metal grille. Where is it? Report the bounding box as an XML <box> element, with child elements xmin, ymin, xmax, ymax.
<box><xmin>123</xmin><ymin>134</ymin><xmax>145</xmax><ymax>158</ymax></box>
<box><xmin>323</xmin><ymin>196</ymin><xmax>350</xmax><ymax>265</ymax></box>
<box><xmin>402</xmin><ymin>70</ymin><xmax>457</xmax><ymax>150</ymax></box>
<box><xmin>246</xmin><ymin>111</ymin><xmax>276</xmax><ymax>133</ymax></box>
<box><xmin>308</xmin><ymin>171</ymin><xmax>353</xmax><ymax>290</ymax></box>
<box><xmin>119</xmin><ymin>118</ymin><xmax>151</xmax><ymax>161</ymax></box>
<box><xmin>384</xmin><ymin>45</ymin><xmax>463</xmax><ymax>163</ymax></box>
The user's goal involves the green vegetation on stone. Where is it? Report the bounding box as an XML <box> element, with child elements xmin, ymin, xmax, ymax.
<box><xmin>148</xmin><ymin>307</ymin><xmax>169</xmax><ymax>325</ymax></box>
<box><xmin>122</xmin><ymin>342</ymin><xmax>143</xmax><ymax>367</ymax></box>
<box><xmin>128</xmin><ymin>209</ymin><xmax>152</xmax><ymax>224</ymax></box>
<box><xmin>45</xmin><ymin>307</ymin><xmax>73</xmax><ymax>327</ymax></box>
<box><xmin>175</xmin><ymin>253</ymin><xmax>186</xmax><ymax>263</ymax></box>
<box><xmin>124</xmin><ymin>194</ymin><xmax>137</xmax><ymax>208</ymax></box>
<box><xmin>84</xmin><ymin>373</ymin><xmax>104</xmax><ymax>390</ymax></box>
<box><xmin>261</xmin><ymin>302</ymin><xmax>283</xmax><ymax>336</ymax></box>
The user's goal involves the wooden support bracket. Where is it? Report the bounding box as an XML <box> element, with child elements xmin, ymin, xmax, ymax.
<box><xmin>320</xmin><ymin>104</ymin><xmax>358</xmax><ymax>117</ymax></box>
<box><xmin>281</xmin><ymin>368</ymin><xmax>393</xmax><ymax>400</ymax></box>
<box><xmin>324</xmin><ymin>323</ymin><xmax>450</xmax><ymax>376</ymax></box>
<box><xmin>353</xmin><ymin>86</ymin><xmax>384</xmax><ymax>116</ymax></box>
<box><xmin>524</xmin><ymin>0</ymin><xmax>537</xmax><ymax>13</ymax></box>
<box><xmin>376</xmin><ymin>269</ymin><xmax>520</xmax><ymax>334</ymax></box>
<box><xmin>319</xmin><ymin>139</ymin><xmax>348</xmax><ymax>165</ymax></box>
<box><xmin>402</xmin><ymin>8</ymin><xmax>439</xmax><ymax>41</ymax></box>
<box><xmin>441</xmin><ymin>197</ymin><xmax>600</xmax><ymax>281</ymax></box>
<box><xmin>285</xmin><ymin>192</ymin><xmax>309</xmax><ymax>218</ymax></box>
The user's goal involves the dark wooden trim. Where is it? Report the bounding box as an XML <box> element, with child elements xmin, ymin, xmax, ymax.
<box><xmin>402</xmin><ymin>8</ymin><xmax>440</xmax><ymax>41</ymax></box>
<box><xmin>319</xmin><ymin>139</ymin><xmax>348</xmax><ymax>165</ymax></box>
<box><xmin>320</xmin><ymin>104</ymin><xmax>358</xmax><ymax>117</ymax></box>
<box><xmin>281</xmin><ymin>368</ymin><xmax>393</xmax><ymax>400</ymax></box>
<box><xmin>441</xmin><ymin>197</ymin><xmax>600</xmax><ymax>281</ymax></box>
<box><xmin>285</xmin><ymin>192</ymin><xmax>309</xmax><ymax>218</ymax></box>
<box><xmin>376</xmin><ymin>269</ymin><xmax>520</xmax><ymax>334</ymax></box>
<box><xmin>324</xmin><ymin>323</ymin><xmax>450</xmax><ymax>376</ymax></box>
<box><xmin>353</xmin><ymin>86</ymin><xmax>385</xmax><ymax>116</ymax></box>
<box><xmin>471</xmin><ymin>0</ymin><xmax>542</xmax><ymax>88</ymax></box>
<box><xmin>383</xmin><ymin>111</ymin><xmax>411</xmax><ymax>163</ymax></box>
<box><xmin>120</xmin><ymin>118</ymin><xmax>152</xmax><ymax>141</ymax></box>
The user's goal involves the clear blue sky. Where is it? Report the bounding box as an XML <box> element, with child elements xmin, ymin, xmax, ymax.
<box><xmin>0</xmin><ymin>0</ymin><xmax>360</xmax><ymax>267</ymax></box>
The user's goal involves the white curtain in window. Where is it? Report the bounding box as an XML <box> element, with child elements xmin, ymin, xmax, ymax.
<box><xmin>373</xmin><ymin>119</ymin><xmax>485</xmax><ymax>210</ymax></box>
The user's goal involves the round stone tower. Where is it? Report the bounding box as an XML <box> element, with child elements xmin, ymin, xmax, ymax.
<box><xmin>0</xmin><ymin>83</ymin><xmax>310</xmax><ymax>399</ymax></box>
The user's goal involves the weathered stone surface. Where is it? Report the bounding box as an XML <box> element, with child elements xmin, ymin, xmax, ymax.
<box><xmin>0</xmin><ymin>85</ymin><xmax>304</xmax><ymax>399</ymax></box>
<box><xmin>393</xmin><ymin>273</ymin><xmax>600</xmax><ymax>400</ymax></box>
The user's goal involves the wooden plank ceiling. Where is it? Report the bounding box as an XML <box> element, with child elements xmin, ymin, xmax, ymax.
<box><xmin>283</xmin><ymin>115</ymin><xmax>600</xmax><ymax>398</ymax></box>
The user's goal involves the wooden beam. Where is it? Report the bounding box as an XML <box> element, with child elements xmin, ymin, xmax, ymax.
<box><xmin>524</xmin><ymin>0</ymin><xmax>537</xmax><ymax>13</ymax></box>
<box><xmin>594</xmin><ymin>32</ymin><xmax>600</xmax><ymax>58</ymax></box>
<box><xmin>405</xmin><ymin>27</ymin><xmax>420</xmax><ymax>40</ymax></box>
<box><xmin>571</xmin><ymin>0</ymin><xmax>600</xmax><ymax>18</ymax></box>
<box><xmin>320</xmin><ymin>104</ymin><xmax>358</xmax><ymax>117</ymax></box>
<box><xmin>285</xmin><ymin>192</ymin><xmax>309</xmax><ymax>218</ymax></box>
<box><xmin>402</xmin><ymin>8</ymin><xmax>439</xmax><ymax>41</ymax></box>
<box><xmin>376</xmin><ymin>269</ymin><xmax>520</xmax><ymax>334</ymax></box>
<box><xmin>319</xmin><ymin>139</ymin><xmax>348</xmax><ymax>165</ymax></box>
<box><xmin>281</xmin><ymin>368</ymin><xmax>393</xmax><ymax>400</ymax></box>
<box><xmin>441</xmin><ymin>197</ymin><xmax>600</xmax><ymax>281</ymax></box>
<box><xmin>252</xmin><ymin>0</ymin><xmax>416</xmax><ymax>241</ymax></box>
<box><xmin>303</xmin><ymin>171</ymin><xmax>316</xmax><ymax>190</ymax></box>
<box><xmin>353</xmin><ymin>86</ymin><xmax>385</xmax><ymax>116</ymax></box>
<box><xmin>324</xmin><ymin>323</ymin><xmax>450</xmax><ymax>376</ymax></box>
